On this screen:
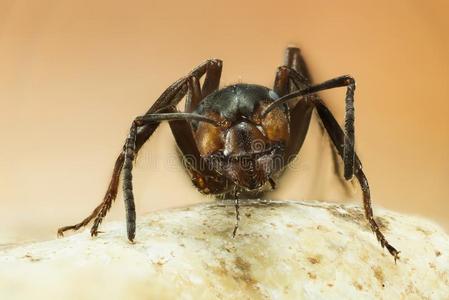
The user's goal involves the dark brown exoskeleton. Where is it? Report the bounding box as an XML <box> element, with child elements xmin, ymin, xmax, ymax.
<box><xmin>58</xmin><ymin>47</ymin><xmax>399</xmax><ymax>261</ymax></box>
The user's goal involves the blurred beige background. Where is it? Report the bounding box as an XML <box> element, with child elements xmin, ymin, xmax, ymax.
<box><xmin>0</xmin><ymin>0</ymin><xmax>448</xmax><ymax>244</ymax></box>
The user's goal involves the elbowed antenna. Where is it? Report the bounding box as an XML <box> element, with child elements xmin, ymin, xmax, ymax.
<box><xmin>261</xmin><ymin>75</ymin><xmax>354</xmax><ymax>117</ymax></box>
<box><xmin>135</xmin><ymin>112</ymin><xmax>220</xmax><ymax>127</ymax></box>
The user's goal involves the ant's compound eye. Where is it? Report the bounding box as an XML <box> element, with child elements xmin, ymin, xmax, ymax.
<box><xmin>195</xmin><ymin>122</ymin><xmax>225</xmax><ymax>156</ymax></box>
<box><xmin>261</xmin><ymin>106</ymin><xmax>289</xmax><ymax>143</ymax></box>
<box><xmin>269</xmin><ymin>90</ymin><xmax>280</xmax><ymax>100</ymax></box>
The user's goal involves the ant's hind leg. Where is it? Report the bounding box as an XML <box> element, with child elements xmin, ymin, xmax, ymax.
<box><xmin>185</xmin><ymin>59</ymin><xmax>222</xmax><ymax>112</ymax></box>
<box><xmin>274</xmin><ymin>47</ymin><xmax>311</xmax><ymax>97</ymax></box>
<box><xmin>284</xmin><ymin>47</ymin><xmax>312</xmax><ymax>87</ymax></box>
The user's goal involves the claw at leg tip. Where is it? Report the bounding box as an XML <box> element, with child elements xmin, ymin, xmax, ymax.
<box><xmin>394</xmin><ymin>251</ymin><xmax>401</xmax><ymax>264</ymax></box>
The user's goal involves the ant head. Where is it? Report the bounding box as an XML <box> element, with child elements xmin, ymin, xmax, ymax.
<box><xmin>193</xmin><ymin>97</ymin><xmax>289</xmax><ymax>191</ymax></box>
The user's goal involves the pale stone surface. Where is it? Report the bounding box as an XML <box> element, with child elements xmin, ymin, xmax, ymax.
<box><xmin>0</xmin><ymin>200</ymin><xmax>448</xmax><ymax>300</ymax></box>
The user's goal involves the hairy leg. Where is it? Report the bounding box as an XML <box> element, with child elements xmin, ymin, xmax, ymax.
<box><xmin>185</xmin><ymin>59</ymin><xmax>222</xmax><ymax>112</ymax></box>
<box><xmin>314</xmin><ymin>99</ymin><xmax>399</xmax><ymax>261</ymax></box>
<box><xmin>267</xmin><ymin>74</ymin><xmax>356</xmax><ymax>179</ymax></box>
<box><xmin>275</xmin><ymin>48</ymin><xmax>398</xmax><ymax>260</ymax></box>
<box><xmin>57</xmin><ymin>59</ymin><xmax>223</xmax><ymax>237</ymax></box>
<box><xmin>283</xmin><ymin>49</ymin><xmax>352</xmax><ymax>190</ymax></box>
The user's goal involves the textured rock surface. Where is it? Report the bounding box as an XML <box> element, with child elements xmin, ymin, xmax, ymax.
<box><xmin>0</xmin><ymin>200</ymin><xmax>448</xmax><ymax>300</ymax></box>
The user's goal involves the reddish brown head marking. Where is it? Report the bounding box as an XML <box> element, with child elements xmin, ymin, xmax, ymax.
<box><xmin>195</xmin><ymin>111</ymin><xmax>226</xmax><ymax>156</ymax></box>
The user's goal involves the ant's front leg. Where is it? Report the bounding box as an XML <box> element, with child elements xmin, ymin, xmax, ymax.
<box><xmin>314</xmin><ymin>99</ymin><xmax>400</xmax><ymax>262</ymax></box>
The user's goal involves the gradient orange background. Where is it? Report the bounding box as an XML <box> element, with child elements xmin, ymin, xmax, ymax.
<box><xmin>1</xmin><ymin>0</ymin><xmax>448</xmax><ymax>244</ymax></box>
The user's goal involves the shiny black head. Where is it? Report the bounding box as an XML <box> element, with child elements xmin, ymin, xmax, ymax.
<box><xmin>192</xmin><ymin>84</ymin><xmax>290</xmax><ymax>192</ymax></box>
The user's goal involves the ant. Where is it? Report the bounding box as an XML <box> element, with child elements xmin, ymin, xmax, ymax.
<box><xmin>58</xmin><ymin>47</ymin><xmax>399</xmax><ymax>261</ymax></box>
